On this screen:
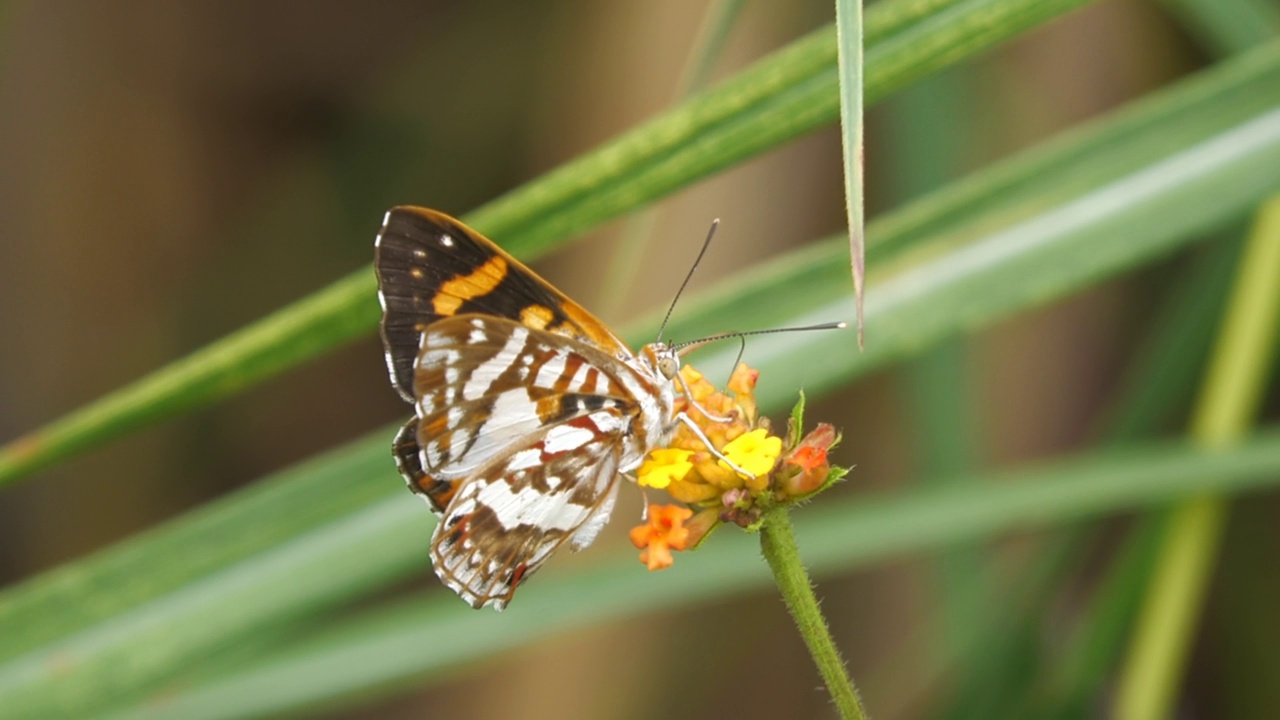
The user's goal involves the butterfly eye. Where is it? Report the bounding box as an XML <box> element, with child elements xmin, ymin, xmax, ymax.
<box><xmin>657</xmin><ymin>354</ymin><xmax>679</xmax><ymax>380</ymax></box>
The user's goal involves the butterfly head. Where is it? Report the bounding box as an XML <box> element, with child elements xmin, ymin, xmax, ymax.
<box><xmin>641</xmin><ymin>341</ymin><xmax>681</xmax><ymax>381</ymax></box>
<box><xmin>650</xmin><ymin>340</ymin><xmax>680</xmax><ymax>381</ymax></box>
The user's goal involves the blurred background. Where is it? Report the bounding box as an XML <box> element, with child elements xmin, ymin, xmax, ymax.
<box><xmin>1</xmin><ymin>0</ymin><xmax>1276</xmax><ymax>718</ymax></box>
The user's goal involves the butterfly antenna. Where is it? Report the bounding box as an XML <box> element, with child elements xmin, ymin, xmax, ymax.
<box><xmin>729</xmin><ymin>336</ymin><xmax>747</xmax><ymax>376</ymax></box>
<box><xmin>657</xmin><ymin>218</ymin><xmax>719</xmax><ymax>343</ymax></box>
<box><xmin>673</xmin><ymin>321</ymin><xmax>847</xmax><ymax>353</ymax></box>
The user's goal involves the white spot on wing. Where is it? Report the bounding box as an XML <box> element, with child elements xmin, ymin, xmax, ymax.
<box><xmin>473</xmin><ymin>477</ymin><xmax>592</xmax><ymax>533</ymax></box>
<box><xmin>377</xmin><ymin>210</ymin><xmax>392</xmax><ymax>243</ymax></box>
<box><xmin>441</xmin><ymin>390</ymin><xmax>544</xmax><ymax>476</ymax></box>
<box><xmin>509</xmin><ymin>448</ymin><xmax>542</xmax><ymax>471</ymax></box>
<box><xmin>534</xmin><ymin>354</ymin><xmax>568</xmax><ymax>389</ymax></box>
<box><xmin>568</xmin><ymin>362</ymin><xmax>593</xmax><ymax>392</ymax></box>
<box><xmin>543</xmin><ymin>424</ymin><xmax>594</xmax><ymax>453</ymax></box>
<box><xmin>589</xmin><ymin>411</ymin><xmax>626</xmax><ymax>435</ymax></box>
<box><xmin>462</xmin><ymin>328</ymin><xmax>527</xmax><ymax>401</ymax></box>
<box><xmin>440</xmin><ymin>234</ymin><xmax>455</xmax><ymax>248</ymax></box>
<box><xmin>590</xmin><ymin>371</ymin><xmax>609</xmax><ymax>396</ymax></box>
<box><xmin>453</xmin><ymin>427</ymin><xmax>474</xmax><ymax>456</ymax></box>
<box><xmin>419</xmin><ymin>347</ymin><xmax>459</xmax><ymax>371</ymax></box>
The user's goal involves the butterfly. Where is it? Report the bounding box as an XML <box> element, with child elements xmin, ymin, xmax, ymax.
<box><xmin>374</xmin><ymin>207</ymin><xmax>698</xmax><ymax>610</ymax></box>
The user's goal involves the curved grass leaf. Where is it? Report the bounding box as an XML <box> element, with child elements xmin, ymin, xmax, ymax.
<box><xmin>660</xmin><ymin>55</ymin><xmax>1280</xmax><ymax>403</ymax></box>
<box><xmin>0</xmin><ymin>0</ymin><xmax>1097</xmax><ymax>488</ymax></box>
<box><xmin>105</xmin><ymin>429</ymin><xmax>1280</xmax><ymax>720</ymax></box>
<box><xmin>1054</xmin><ymin>7</ymin><xmax>1280</xmax><ymax>716</ymax></box>
<box><xmin>1114</xmin><ymin>194</ymin><xmax>1280</xmax><ymax>719</ymax></box>
<box><xmin>2</xmin><ymin>56</ymin><xmax>1280</xmax><ymax>712</ymax></box>
<box><xmin>837</xmin><ymin>0</ymin><xmax>868</xmax><ymax>343</ymax></box>
<box><xmin>1162</xmin><ymin>0</ymin><xmax>1280</xmax><ymax>54</ymax></box>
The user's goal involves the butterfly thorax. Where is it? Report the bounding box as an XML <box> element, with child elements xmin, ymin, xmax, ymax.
<box><xmin>619</xmin><ymin>341</ymin><xmax>680</xmax><ymax>471</ymax></box>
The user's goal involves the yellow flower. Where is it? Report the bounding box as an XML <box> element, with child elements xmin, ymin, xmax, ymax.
<box><xmin>637</xmin><ymin>448</ymin><xmax>694</xmax><ymax>489</ymax></box>
<box><xmin>718</xmin><ymin>428</ymin><xmax>782</xmax><ymax>479</ymax></box>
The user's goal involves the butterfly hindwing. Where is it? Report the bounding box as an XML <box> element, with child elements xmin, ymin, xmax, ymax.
<box><xmin>374</xmin><ymin>206</ymin><xmax>628</xmax><ymax>401</ymax></box>
<box><xmin>431</xmin><ymin>411</ymin><xmax>626</xmax><ymax>610</ymax></box>
<box><xmin>409</xmin><ymin>315</ymin><xmax>640</xmax><ymax>494</ymax></box>
<box><xmin>392</xmin><ymin>417</ymin><xmax>461</xmax><ymax>514</ymax></box>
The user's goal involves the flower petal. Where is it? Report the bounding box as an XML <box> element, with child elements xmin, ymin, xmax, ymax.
<box><xmin>637</xmin><ymin>448</ymin><xmax>694</xmax><ymax>489</ymax></box>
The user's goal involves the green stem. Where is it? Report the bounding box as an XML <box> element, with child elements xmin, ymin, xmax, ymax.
<box><xmin>759</xmin><ymin>507</ymin><xmax>866</xmax><ymax>720</ymax></box>
<box><xmin>1114</xmin><ymin>194</ymin><xmax>1280</xmax><ymax>718</ymax></box>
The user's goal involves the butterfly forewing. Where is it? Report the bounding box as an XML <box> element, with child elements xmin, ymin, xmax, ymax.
<box><xmin>375</xmin><ymin>207</ymin><xmax>629</xmax><ymax>401</ymax></box>
<box><xmin>374</xmin><ymin>206</ymin><xmax>678</xmax><ymax>611</ymax></box>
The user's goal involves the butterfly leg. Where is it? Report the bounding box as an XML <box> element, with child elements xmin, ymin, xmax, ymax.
<box><xmin>673</xmin><ymin>412</ymin><xmax>755</xmax><ymax>480</ymax></box>
<box><xmin>674</xmin><ymin>369</ymin><xmax>735</xmax><ymax>424</ymax></box>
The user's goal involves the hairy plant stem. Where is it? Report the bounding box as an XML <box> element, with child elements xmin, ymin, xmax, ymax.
<box><xmin>759</xmin><ymin>507</ymin><xmax>867</xmax><ymax>720</ymax></box>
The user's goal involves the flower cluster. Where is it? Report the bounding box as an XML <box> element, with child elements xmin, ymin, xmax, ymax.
<box><xmin>629</xmin><ymin>362</ymin><xmax>845</xmax><ymax>570</ymax></box>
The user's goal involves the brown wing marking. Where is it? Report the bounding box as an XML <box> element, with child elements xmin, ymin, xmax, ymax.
<box><xmin>430</xmin><ymin>411</ymin><xmax>625</xmax><ymax>610</ymax></box>
<box><xmin>374</xmin><ymin>207</ymin><xmax>631</xmax><ymax>401</ymax></box>
<box><xmin>410</xmin><ymin>315</ymin><xmax>638</xmax><ymax>483</ymax></box>
<box><xmin>392</xmin><ymin>417</ymin><xmax>459</xmax><ymax>515</ymax></box>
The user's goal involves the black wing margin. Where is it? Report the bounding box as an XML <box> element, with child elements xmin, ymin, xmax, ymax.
<box><xmin>373</xmin><ymin>206</ymin><xmax>627</xmax><ymax>403</ymax></box>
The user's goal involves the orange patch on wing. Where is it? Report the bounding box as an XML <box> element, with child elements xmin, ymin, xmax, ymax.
<box><xmin>536</xmin><ymin>395</ymin><xmax>563</xmax><ymax>423</ymax></box>
<box><xmin>560</xmin><ymin>302</ymin><xmax>624</xmax><ymax>353</ymax></box>
<box><xmin>433</xmin><ymin>256</ymin><xmax>508</xmax><ymax>316</ymax></box>
<box><xmin>444</xmin><ymin>513</ymin><xmax>473</xmax><ymax>545</ymax></box>
<box><xmin>509</xmin><ymin>563</ymin><xmax>529</xmax><ymax>590</ymax></box>
<box><xmin>424</xmin><ymin>415</ymin><xmax>450</xmax><ymax>436</ymax></box>
<box><xmin>423</xmin><ymin>477</ymin><xmax>460</xmax><ymax>509</ymax></box>
<box><xmin>519</xmin><ymin>304</ymin><xmax>554</xmax><ymax>330</ymax></box>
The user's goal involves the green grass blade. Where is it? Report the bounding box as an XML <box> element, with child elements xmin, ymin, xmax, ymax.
<box><xmin>1055</xmin><ymin>6</ymin><xmax>1280</xmax><ymax>714</ymax></box>
<box><xmin>1114</xmin><ymin>195</ymin><xmax>1280</xmax><ymax>719</ymax></box>
<box><xmin>836</xmin><ymin>0</ymin><xmax>867</xmax><ymax>344</ymax></box>
<box><xmin>100</xmin><ymin>429</ymin><xmax>1280</xmax><ymax>720</ymax></box>
<box><xmin>885</xmin><ymin>63</ymin><xmax>986</xmax><ymax>667</ymax></box>
<box><xmin>596</xmin><ymin>0</ymin><xmax>746</xmax><ymax>318</ymax></box>
<box><xmin>1098</xmin><ymin>235</ymin><xmax>1242</xmax><ymax>441</ymax></box>
<box><xmin>865</xmin><ymin>40</ymin><xmax>1280</xmax><ymax>262</ymax></box>
<box><xmin>1005</xmin><ymin>233</ymin><xmax>1240</xmax><ymax>718</ymax></box>
<box><xmin>1162</xmin><ymin>0</ymin><xmax>1280</xmax><ymax>54</ymax></box>
<box><xmin>0</xmin><ymin>432</ymin><xmax>400</xmax><ymax>664</ymax></box>
<box><xmin>0</xmin><ymin>0</ymin><xmax>1098</xmax><ymax>489</ymax></box>
<box><xmin>2</xmin><ymin>31</ymin><xmax>1278</xmax><ymax>715</ymax></box>
<box><xmin>664</xmin><ymin>111</ymin><xmax>1280</xmax><ymax>404</ymax></box>
<box><xmin>940</xmin><ymin>232</ymin><xmax>1244</xmax><ymax>717</ymax></box>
